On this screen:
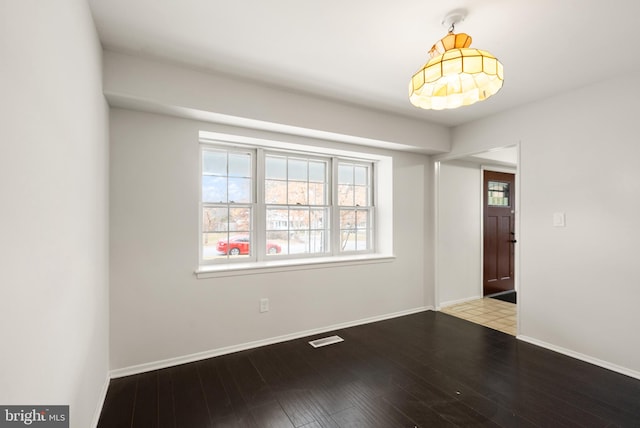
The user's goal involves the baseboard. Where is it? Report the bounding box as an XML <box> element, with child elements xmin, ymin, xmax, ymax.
<box><xmin>110</xmin><ymin>306</ymin><xmax>433</xmax><ymax>378</ymax></box>
<box><xmin>437</xmin><ymin>295</ymin><xmax>482</xmax><ymax>310</ymax></box>
<box><xmin>517</xmin><ymin>335</ymin><xmax>640</xmax><ymax>381</ymax></box>
<box><xmin>90</xmin><ymin>372</ymin><xmax>111</xmax><ymax>428</ymax></box>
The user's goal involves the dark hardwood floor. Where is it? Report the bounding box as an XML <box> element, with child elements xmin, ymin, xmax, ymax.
<box><xmin>98</xmin><ymin>311</ymin><xmax>640</xmax><ymax>427</ymax></box>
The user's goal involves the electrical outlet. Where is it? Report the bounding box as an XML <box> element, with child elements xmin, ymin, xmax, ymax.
<box><xmin>259</xmin><ymin>298</ymin><xmax>269</xmax><ymax>313</ymax></box>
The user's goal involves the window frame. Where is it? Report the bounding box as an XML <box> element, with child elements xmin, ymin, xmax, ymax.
<box><xmin>197</xmin><ymin>134</ymin><xmax>389</xmax><ymax>275</ymax></box>
<box><xmin>262</xmin><ymin>149</ymin><xmax>332</xmax><ymax>260</ymax></box>
<box><xmin>334</xmin><ymin>159</ymin><xmax>375</xmax><ymax>255</ymax></box>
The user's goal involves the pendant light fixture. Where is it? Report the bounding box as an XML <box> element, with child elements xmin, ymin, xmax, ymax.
<box><xmin>409</xmin><ymin>10</ymin><xmax>503</xmax><ymax>110</ymax></box>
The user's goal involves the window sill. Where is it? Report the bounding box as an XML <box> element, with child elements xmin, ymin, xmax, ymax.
<box><xmin>195</xmin><ymin>254</ymin><xmax>395</xmax><ymax>279</ymax></box>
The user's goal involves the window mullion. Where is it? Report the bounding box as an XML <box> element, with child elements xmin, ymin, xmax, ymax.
<box><xmin>330</xmin><ymin>157</ymin><xmax>339</xmax><ymax>256</ymax></box>
<box><xmin>370</xmin><ymin>163</ymin><xmax>377</xmax><ymax>252</ymax></box>
<box><xmin>255</xmin><ymin>148</ymin><xmax>265</xmax><ymax>260</ymax></box>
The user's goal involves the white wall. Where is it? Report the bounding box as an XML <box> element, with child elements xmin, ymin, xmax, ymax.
<box><xmin>102</xmin><ymin>51</ymin><xmax>451</xmax><ymax>155</ymax></box>
<box><xmin>437</xmin><ymin>161</ymin><xmax>482</xmax><ymax>306</ymax></box>
<box><xmin>0</xmin><ymin>1</ymin><xmax>110</xmax><ymax>427</ymax></box>
<box><xmin>109</xmin><ymin>109</ymin><xmax>432</xmax><ymax>370</ymax></box>
<box><xmin>450</xmin><ymin>72</ymin><xmax>640</xmax><ymax>376</ymax></box>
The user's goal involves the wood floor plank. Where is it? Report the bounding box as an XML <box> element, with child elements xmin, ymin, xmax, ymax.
<box><xmin>98</xmin><ymin>311</ymin><xmax>640</xmax><ymax>428</ymax></box>
<box><xmin>224</xmin><ymin>353</ymin><xmax>276</xmax><ymax>409</ymax></box>
<box><xmin>248</xmin><ymin>401</ymin><xmax>295</xmax><ymax>428</ymax></box>
<box><xmin>381</xmin><ymin>386</ymin><xmax>457</xmax><ymax>427</ymax></box>
<box><xmin>157</xmin><ymin>368</ymin><xmax>176</xmax><ymax>428</ymax></box>
<box><xmin>97</xmin><ymin>377</ymin><xmax>137</xmax><ymax>428</ymax></box>
<box><xmin>131</xmin><ymin>371</ymin><xmax>158</xmax><ymax>428</ymax></box>
<box><xmin>171</xmin><ymin>363</ymin><xmax>212</xmax><ymax>428</ymax></box>
<box><xmin>196</xmin><ymin>358</ymin><xmax>234</xmax><ymax>422</ymax></box>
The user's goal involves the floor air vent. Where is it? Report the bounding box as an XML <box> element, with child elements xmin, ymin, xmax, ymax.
<box><xmin>308</xmin><ymin>335</ymin><xmax>344</xmax><ymax>348</ymax></box>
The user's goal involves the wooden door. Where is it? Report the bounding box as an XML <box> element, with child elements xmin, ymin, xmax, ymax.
<box><xmin>483</xmin><ymin>171</ymin><xmax>515</xmax><ymax>296</ymax></box>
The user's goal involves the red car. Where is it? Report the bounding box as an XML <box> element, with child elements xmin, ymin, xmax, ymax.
<box><xmin>217</xmin><ymin>235</ymin><xmax>282</xmax><ymax>255</ymax></box>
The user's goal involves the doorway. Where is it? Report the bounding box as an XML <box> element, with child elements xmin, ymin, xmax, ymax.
<box><xmin>483</xmin><ymin>170</ymin><xmax>516</xmax><ymax>296</ymax></box>
<box><xmin>435</xmin><ymin>146</ymin><xmax>519</xmax><ymax>334</ymax></box>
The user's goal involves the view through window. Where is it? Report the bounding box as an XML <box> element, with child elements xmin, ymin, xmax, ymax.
<box><xmin>200</xmin><ymin>142</ymin><xmax>375</xmax><ymax>264</ymax></box>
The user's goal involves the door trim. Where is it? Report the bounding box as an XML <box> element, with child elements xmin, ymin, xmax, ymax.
<box><xmin>480</xmin><ymin>169</ymin><xmax>520</xmax><ymax>296</ymax></box>
<box><xmin>480</xmin><ymin>166</ymin><xmax>517</xmax><ymax>298</ymax></box>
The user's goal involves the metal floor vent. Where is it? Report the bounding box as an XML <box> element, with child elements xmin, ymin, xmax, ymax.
<box><xmin>308</xmin><ymin>335</ymin><xmax>344</xmax><ymax>348</ymax></box>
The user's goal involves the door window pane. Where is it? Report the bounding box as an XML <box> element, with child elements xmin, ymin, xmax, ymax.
<box><xmin>488</xmin><ymin>181</ymin><xmax>510</xmax><ymax>206</ymax></box>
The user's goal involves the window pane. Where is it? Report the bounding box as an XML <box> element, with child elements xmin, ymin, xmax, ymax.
<box><xmin>229</xmin><ymin>207</ymin><xmax>251</xmax><ymax>232</ymax></box>
<box><xmin>203</xmin><ymin>207</ymin><xmax>229</xmax><ymax>232</ymax></box>
<box><xmin>338</xmin><ymin>184</ymin><xmax>354</xmax><ymax>206</ymax></box>
<box><xmin>203</xmin><ymin>232</ymin><xmax>228</xmax><ymax>260</ymax></box>
<box><xmin>309</xmin><ymin>182</ymin><xmax>326</xmax><ymax>205</ymax></box>
<box><xmin>288</xmin><ymin>159</ymin><xmax>308</xmax><ymax>180</ymax></box>
<box><xmin>356</xmin><ymin>210</ymin><xmax>369</xmax><ymax>230</ymax></box>
<box><xmin>289</xmin><ymin>207</ymin><xmax>310</xmax><ymax>231</ymax></box>
<box><xmin>266</xmin><ymin>207</ymin><xmax>328</xmax><ymax>256</ymax></box>
<box><xmin>228</xmin><ymin>177</ymin><xmax>251</xmax><ymax>203</ymax></box>
<box><xmin>288</xmin><ymin>181</ymin><xmax>308</xmax><ymax>205</ymax></box>
<box><xmin>266</xmin><ymin>231</ymin><xmax>288</xmax><ymax>254</ymax></box>
<box><xmin>340</xmin><ymin>209</ymin><xmax>356</xmax><ymax>230</ymax></box>
<box><xmin>354</xmin><ymin>166</ymin><xmax>367</xmax><ymax>185</ymax></box>
<box><xmin>354</xmin><ymin>185</ymin><xmax>368</xmax><ymax>206</ymax></box>
<box><xmin>266</xmin><ymin>239</ymin><xmax>282</xmax><ymax>255</ymax></box>
<box><xmin>309</xmin><ymin>161</ymin><xmax>326</xmax><ymax>182</ymax></box>
<box><xmin>338</xmin><ymin>164</ymin><xmax>353</xmax><ymax>184</ymax></box>
<box><xmin>220</xmin><ymin>233</ymin><xmax>252</xmax><ymax>258</ymax></box>
<box><xmin>266</xmin><ymin>208</ymin><xmax>289</xmax><ymax>230</ymax></box>
<box><xmin>266</xmin><ymin>156</ymin><xmax>286</xmax><ymax>179</ymax></box>
<box><xmin>228</xmin><ymin>153</ymin><xmax>251</xmax><ymax>177</ymax></box>
<box><xmin>289</xmin><ymin>231</ymin><xmax>309</xmax><ymax>254</ymax></box>
<box><xmin>265</xmin><ymin>180</ymin><xmax>287</xmax><ymax>204</ymax></box>
<box><xmin>340</xmin><ymin>209</ymin><xmax>370</xmax><ymax>252</ymax></box>
<box><xmin>203</xmin><ymin>151</ymin><xmax>226</xmax><ymax>175</ymax></box>
<box><xmin>309</xmin><ymin>231</ymin><xmax>326</xmax><ymax>253</ymax></box>
<box><xmin>309</xmin><ymin>208</ymin><xmax>327</xmax><ymax>230</ymax></box>
<box><xmin>202</xmin><ymin>176</ymin><xmax>227</xmax><ymax>203</ymax></box>
<box><xmin>355</xmin><ymin>230</ymin><xmax>369</xmax><ymax>251</ymax></box>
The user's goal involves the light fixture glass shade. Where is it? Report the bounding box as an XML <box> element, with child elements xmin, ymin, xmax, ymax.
<box><xmin>409</xmin><ymin>32</ymin><xmax>503</xmax><ymax>110</ymax></box>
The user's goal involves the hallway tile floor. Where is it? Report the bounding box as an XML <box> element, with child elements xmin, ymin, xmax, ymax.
<box><xmin>441</xmin><ymin>297</ymin><xmax>517</xmax><ymax>336</ymax></box>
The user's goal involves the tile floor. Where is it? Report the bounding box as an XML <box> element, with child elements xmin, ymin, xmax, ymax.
<box><xmin>440</xmin><ymin>297</ymin><xmax>517</xmax><ymax>336</ymax></box>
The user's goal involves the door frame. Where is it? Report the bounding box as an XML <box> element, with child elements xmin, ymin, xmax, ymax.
<box><xmin>434</xmin><ymin>144</ymin><xmax>520</xmax><ymax>333</ymax></box>
<box><xmin>480</xmin><ymin>166</ymin><xmax>517</xmax><ymax>297</ymax></box>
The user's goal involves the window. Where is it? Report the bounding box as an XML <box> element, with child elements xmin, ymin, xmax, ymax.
<box><xmin>201</xmin><ymin>148</ymin><xmax>254</xmax><ymax>261</ymax></box>
<box><xmin>199</xmin><ymin>141</ymin><xmax>376</xmax><ymax>266</ymax></box>
<box><xmin>265</xmin><ymin>154</ymin><xmax>329</xmax><ymax>256</ymax></box>
<box><xmin>337</xmin><ymin>161</ymin><xmax>373</xmax><ymax>252</ymax></box>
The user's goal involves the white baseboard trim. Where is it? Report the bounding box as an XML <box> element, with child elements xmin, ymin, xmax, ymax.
<box><xmin>517</xmin><ymin>335</ymin><xmax>640</xmax><ymax>381</ymax></box>
<box><xmin>110</xmin><ymin>306</ymin><xmax>433</xmax><ymax>379</ymax></box>
<box><xmin>437</xmin><ymin>295</ymin><xmax>482</xmax><ymax>310</ymax></box>
<box><xmin>90</xmin><ymin>372</ymin><xmax>111</xmax><ymax>428</ymax></box>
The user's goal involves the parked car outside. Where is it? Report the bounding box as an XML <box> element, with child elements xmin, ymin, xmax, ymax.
<box><xmin>216</xmin><ymin>235</ymin><xmax>281</xmax><ymax>255</ymax></box>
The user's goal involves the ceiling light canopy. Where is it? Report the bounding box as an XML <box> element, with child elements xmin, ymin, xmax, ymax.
<box><xmin>409</xmin><ymin>10</ymin><xmax>503</xmax><ymax>110</ymax></box>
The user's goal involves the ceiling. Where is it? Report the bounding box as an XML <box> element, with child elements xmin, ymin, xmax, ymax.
<box><xmin>88</xmin><ymin>0</ymin><xmax>640</xmax><ymax>127</ymax></box>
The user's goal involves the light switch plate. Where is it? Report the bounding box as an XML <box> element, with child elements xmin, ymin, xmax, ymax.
<box><xmin>553</xmin><ymin>212</ymin><xmax>566</xmax><ymax>227</ymax></box>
